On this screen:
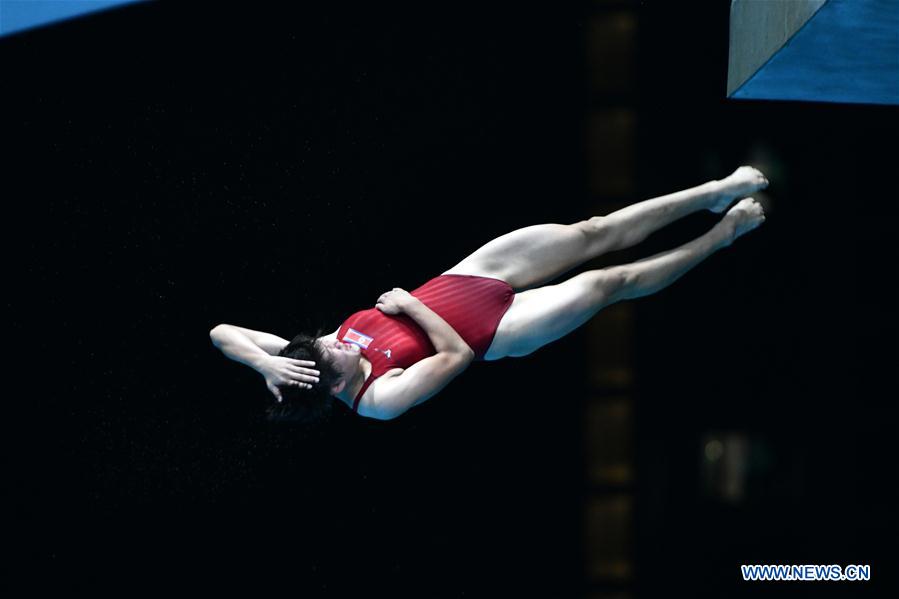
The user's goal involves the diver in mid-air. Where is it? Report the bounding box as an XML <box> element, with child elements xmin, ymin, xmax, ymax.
<box><xmin>211</xmin><ymin>167</ymin><xmax>768</xmax><ymax>422</ymax></box>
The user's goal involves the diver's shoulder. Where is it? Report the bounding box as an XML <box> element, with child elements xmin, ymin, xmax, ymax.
<box><xmin>355</xmin><ymin>368</ymin><xmax>404</xmax><ymax>419</ymax></box>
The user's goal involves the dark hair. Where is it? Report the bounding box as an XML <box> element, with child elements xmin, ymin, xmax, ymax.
<box><xmin>263</xmin><ymin>327</ymin><xmax>343</xmax><ymax>424</ymax></box>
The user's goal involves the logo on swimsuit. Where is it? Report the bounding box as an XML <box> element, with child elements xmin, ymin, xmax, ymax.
<box><xmin>344</xmin><ymin>328</ymin><xmax>373</xmax><ymax>349</ymax></box>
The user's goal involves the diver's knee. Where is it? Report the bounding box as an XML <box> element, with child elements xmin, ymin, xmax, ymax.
<box><xmin>587</xmin><ymin>266</ymin><xmax>634</xmax><ymax>305</ymax></box>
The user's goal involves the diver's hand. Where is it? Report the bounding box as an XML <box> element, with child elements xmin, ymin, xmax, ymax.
<box><xmin>257</xmin><ymin>355</ymin><xmax>320</xmax><ymax>402</ymax></box>
<box><xmin>376</xmin><ymin>287</ymin><xmax>416</xmax><ymax>315</ymax></box>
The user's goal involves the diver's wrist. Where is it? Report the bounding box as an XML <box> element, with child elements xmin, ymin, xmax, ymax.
<box><xmin>400</xmin><ymin>295</ymin><xmax>422</xmax><ymax>313</ymax></box>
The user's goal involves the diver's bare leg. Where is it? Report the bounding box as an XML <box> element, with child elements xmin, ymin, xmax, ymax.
<box><xmin>442</xmin><ymin>166</ymin><xmax>767</xmax><ymax>290</ymax></box>
<box><xmin>484</xmin><ymin>198</ymin><xmax>765</xmax><ymax>360</ymax></box>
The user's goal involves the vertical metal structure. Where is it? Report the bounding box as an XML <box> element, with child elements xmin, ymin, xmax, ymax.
<box><xmin>583</xmin><ymin>2</ymin><xmax>638</xmax><ymax>597</ymax></box>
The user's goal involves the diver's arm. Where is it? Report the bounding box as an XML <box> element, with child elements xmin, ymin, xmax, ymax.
<box><xmin>377</xmin><ymin>299</ymin><xmax>474</xmax><ymax>417</ymax></box>
<box><xmin>210</xmin><ymin>324</ymin><xmax>290</xmax><ymax>356</ymax></box>
<box><xmin>362</xmin><ymin>290</ymin><xmax>474</xmax><ymax>419</ymax></box>
<box><xmin>401</xmin><ymin>298</ymin><xmax>474</xmax><ymax>357</ymax></box>
<box><xmin>209</xmin><ymin>324</ymin><xmax>285</xmax><ymax>371</ymax></box>
<box><xmin>369</xmin><ymin>352</ymin><xmax>471</xmax><ymax>419</ymax></box>
<box><xmin>210</xmin><ymin>325</ymin><xmax>320</xmax><ymax>401</ymax></box>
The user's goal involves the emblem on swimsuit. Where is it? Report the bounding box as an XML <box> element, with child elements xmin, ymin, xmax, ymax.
<box><xmin>344</xmin><ymin>327</ymin><xmax>373</xmax><ymax>349</ymax></box>
<box><xmin>369</xmin><ymin>347</ymin><xmax>393</xmax><ymax>360</ymax></box>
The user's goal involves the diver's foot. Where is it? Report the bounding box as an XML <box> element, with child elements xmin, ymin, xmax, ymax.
<box><xmin>719</xmin><ymin>197</ymin><xmax>766</xmax><ymax>246</ymax></box>
<box><xmin>709</xmin><ymin>166</ymin><xmax>769</xmax><ymax>213</ymax></box>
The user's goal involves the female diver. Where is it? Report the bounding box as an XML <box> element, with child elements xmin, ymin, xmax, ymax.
<box><xmin>210</xmin><ymin>167</ymin><xmax>768</xmax><ymax>421</ymax></box>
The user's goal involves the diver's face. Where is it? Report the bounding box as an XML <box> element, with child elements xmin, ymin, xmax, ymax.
<box><xmin>320</xmin><ymin>338</ymin><xmax>361</xmax><ymax>378</ymax></box>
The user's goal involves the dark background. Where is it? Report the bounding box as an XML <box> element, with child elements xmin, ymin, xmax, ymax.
<box><xmin>7</xmin><ymin>2</ymin><xmax>896</xmax><ymax>596</ymax></box>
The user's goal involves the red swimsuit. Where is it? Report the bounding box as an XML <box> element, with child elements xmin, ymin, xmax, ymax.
<box><xmin>336</xmin><ymin>274</ymin><xmax>515</xmax><ymax>413</ymax></box>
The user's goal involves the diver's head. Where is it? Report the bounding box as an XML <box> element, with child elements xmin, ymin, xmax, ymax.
<box><xmin>314</xmin><ymin>337</ymin><xmax>365</xmax><ymax>395</ymax></box>
<box><xmin>264</xmin><ymin>328</ymin><xmax>345</xmax><ymax>424</ymax></box>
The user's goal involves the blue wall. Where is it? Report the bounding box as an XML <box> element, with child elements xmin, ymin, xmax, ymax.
<box><xmin>0</xmin><ymin>0</ymin><xmax>143</xmax><ymax>38</ymax></box>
